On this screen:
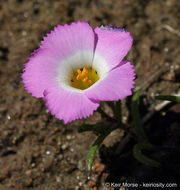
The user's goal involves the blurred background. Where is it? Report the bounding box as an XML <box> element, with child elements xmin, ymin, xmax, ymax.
<box><xmin>0</xmin><ymin>0</ymin><xmax>180</xmax><ymax>189</ymax></box>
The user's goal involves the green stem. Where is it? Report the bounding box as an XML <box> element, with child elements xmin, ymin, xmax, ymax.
<box><xmin>131</xmin><ymin>91</ymin><xmax>148</xmax><ymax>141</ymax></box>
<box><xmin>155</xmin><ymin>95</ymin><xmax>180</xmax><ymax>103</ymax></box>
<box><xmin>133</xmin><ymin>142</ymin><xmax>161</xmax><ymax>167</ymax></box>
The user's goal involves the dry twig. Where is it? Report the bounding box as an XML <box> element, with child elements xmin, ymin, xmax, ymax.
<box><xmin>142</xmin><ymin>91</ymin><xmax>180</xmax><ymax>123</ymax></box>
<box><xmin>161</xmin><ymin>25</ymin><xmax>180</xmax><ymax>37</ymax></box>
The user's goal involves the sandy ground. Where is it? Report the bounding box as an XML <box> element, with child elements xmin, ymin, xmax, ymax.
<box><xmin>0</xmin><ymin>0</ymin><xmax>180</xmax><ymax>189</ymax></box>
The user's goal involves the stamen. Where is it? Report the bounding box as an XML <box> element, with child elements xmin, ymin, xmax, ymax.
<box><xmin>76</xmin><ymin>74</ymin><xmax>81</xmax><ymax>80</ymax></box>
<box><xmin>70</xmin><ymin>67</ymin><xmax>99</xmax><ymax>90</ymax></box>
<box><xmin>83</xmin><ymin>76</ymin><xmax>88</xmax><ymax>83</ymax></box>
<box><xmin>82</xmin><ymin>68</ymin><xmax>88</xmax><ymax>77</ymax></box>
<box><xmin>77</xmin><ymin>69</ymin><xmax>81</xmax><ymax>75</ymax></box>
<box><xmin>87</xmin><ymin>80</ymin><xmax>92</xmax><ymax>85</ymax></box>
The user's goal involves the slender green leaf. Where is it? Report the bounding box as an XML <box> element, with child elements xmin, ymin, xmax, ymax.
<box><xmin>131</xmin><ymin>91</ymin><xmax>147</xmax><ymax>141</ymax></box>
<box><xmin>78</xmin><ymin>124</ymin><xmax>95</xmax><ymax>133</ymax></box>
<box><xmin>78</xmin><ymin>122</ymin><xmax>118</xmax><ymax>135</ymax></box>
<box><xmin>86</xmin><ymin>132</ymin><xmax>109</xmax><ymax>171</ymax></box>
<box><xmin>133</xmin><ymin>142</ymin><xmax>161</xmax><ymax>167</ymax></box>
<box><xmin>155</xmin><ymin>95</ymin><xmax>180</xmax><ymax>103</ymax></box>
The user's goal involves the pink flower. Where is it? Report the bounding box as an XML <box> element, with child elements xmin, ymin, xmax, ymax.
<box><xmin>22</xmin><ymin>21</ymin><xmax>135</xmax><ymax>124</ymax></box>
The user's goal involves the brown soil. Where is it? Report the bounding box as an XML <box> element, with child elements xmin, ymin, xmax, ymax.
<box><xmin>0</xmin><ymin>0</ymin><xmax>180</xmax><ymax>190</ymax></box>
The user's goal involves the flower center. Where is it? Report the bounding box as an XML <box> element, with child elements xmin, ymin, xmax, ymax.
<box><xmin>70</xmin><ymin>67</ymin><xmax>99</xmax><ymax>90</ymax></box>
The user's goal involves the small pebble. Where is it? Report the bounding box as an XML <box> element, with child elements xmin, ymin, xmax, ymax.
<box><xmin>70</xmin><ymin>148</ymin><xmax>74</xmax><ymax>152</ymax></box>
<box><xmin>66</xmin><ymin>135</ymin><xmax>72</xmax><ymax>140</ymax></box>
<box><xmin>93</xmin><ymin>162</ymin><xmax>105</xmax><ymax>176</ymax></box>
<box><xmin>78</xmin><ymin>160</ymin><xmax>84</xmax><ymax>170</ymax></box>
<box><xmin>22</xmin><ymin>31</ymin><xmax>27</xmax><ymax>36</ymax></box>
<box><xmin>161</xmin><ymin>111</ymin><xmax>166</xmax><ymax>116</ymax></box>
<box><xmin>61</xmin><ymin>143</ymin><xmax>68</xmax><ymax>150</ymax></box>
<box><xmin>31</xmin><ymin>163</ymin><xmax>36</xmax><ymax>168</ymax></box>
<box><xmin>76</xmin><ymin>176</ymin><xmax>80</xmax><ymax>180</ymax></box>
<box><xmin>24</xmin><ymin>178</ymin><xmax>33</xmax><ymax>187</ymax></box>
<box><xmin>24</xmin><ymin>12</ymin><xmax>28</xmax><ymax>18</ymax></box>
<box><xmin>170</xmin><ymin>65</ymin><xmax>174</xmax><ymax>70</ymax></box>
<box><xmin>56</xmin><ymin>176</ymin><xmax>61</xmax><ymax>182</ymax></box>
<box><xmin>46</xmin><ymin>150</ymin><xmax>51</xmax><ymax>155</ymax></box>
<box><xmin>78</xmin><ymin>182</ymin><xmax>83</xmax><ymax>186</ymax></box>
<box><xmin>87</xmin><ymin>181</ymin><xmax>95</xmax><ymax>188</ymax></box>
<box><xmin>25</xmin><ymin>170</ymin><xmax>32</xmax><ymax>176</ymax></box>
<box><xmin>58</xmin><ymin>154</ymin><xmax>63</xmax><ymax>160</ymax></box>
<box><xmin>42</xmin><ymin>157</ymin><xmax>45</xmax><ymax>162</ymax></box>
<box><xmin>150</xmin><ymin>92</ymin><xmax>154</xmax><ymax>97</ymax></box>
<box><xmin>122</xmin><ymin>116</ymin><xmax>127</xmax><ymax>122</ymax></box>
<box><xmin>7</xmin><ymin>115</ymin><xmax>11</xmax><ymax>120</ymax></box>
<box><xmin>75</xmin><ymin>186</ymin><xmax>80</xmax><ymax>190</ymax></box>
<box><xmin>54</xmin><ymin>127</ymin><xmax>60</xmax><ymax>132</ymax></box>
<box><xmin>164</xmin><ymin>47</ymin><xmax>169</xmax><ymax>52</ymax></box>
<box><xmin>33</xmin><ymin>152</ymin><xmax>39</xmax><ymax>158</ymax></box>
<box><xmin>71</xmin><ymin>135</ymin><xmax>76</xmax><ymax>139</ymax></box>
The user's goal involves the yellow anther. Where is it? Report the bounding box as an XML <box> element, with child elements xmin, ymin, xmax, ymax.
<box><xmin>71</xmin><ymin>67</ymin><xmax>99</xmax><ymax>90</ymax></box>
<box><xmin>82</xmin><ymin>68</ymin><xmax>88</xmax><ymax>77</ymax></box>
<box><xmin>77</xmin><ymin>69</ymin><xmax>82</xmax><ymax>75</ymax></box>
<box><xmin>83</xmin><ymin>77</ymin><xmax>88</xmax><ymax>83</ymax></box>
<box><xmin>87</xmin><ymin>80</ymin><xmax>92</xmax><ymax>85</ymax></box>
<box><xmin>76</xmin><ymin>74</ymin><xmax>81</xmax><ymax>80</ymax></box>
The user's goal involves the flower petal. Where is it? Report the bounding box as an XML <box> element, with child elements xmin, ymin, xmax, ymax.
<box><xmin>43</xmin><ymin>86</ymin><xmax>99</xmax><ymax>124</ymax></box>
<box><xmin>22</xmin><ymin>21</ymin><xmax>95</xmax><ymax>98</ymax></box>
<box><xmin>41</xmin><ymin>21</ymin><xmax>95</xmax><ymax>62</ymax></box>
<box><xmin>85</xmin><ymin>62</ymin><xmax>135</xmax><ymax>101</ymax></box>
<box><xmin>22</xmin><ymin>50</ymin><xmax>60</xmax><ymax>98</ymax></box>
<box><xmin>93</xmin><ymin>26</ymin><xmax>133</xmax><ymax>71</ymax></box>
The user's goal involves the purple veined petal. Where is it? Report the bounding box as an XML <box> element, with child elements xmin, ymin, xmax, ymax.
<box><xmin>85</xmin><ymin>62</ymin><xmax>136</xmax><ymax>101</ymax></box>
<box><xmin>43</xmin><ymin>85</ymin><xmax>99</xmax><ymax>124</ymax></box>
<box><xmin>22</xmin><ymin>21</ymin><xmax>96</xmax><ymax>98</ymax></box>
<box><xmin>93</xmin><ymin>26</ymin><xmax>133</xmax><ymax>71</ymax></box>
